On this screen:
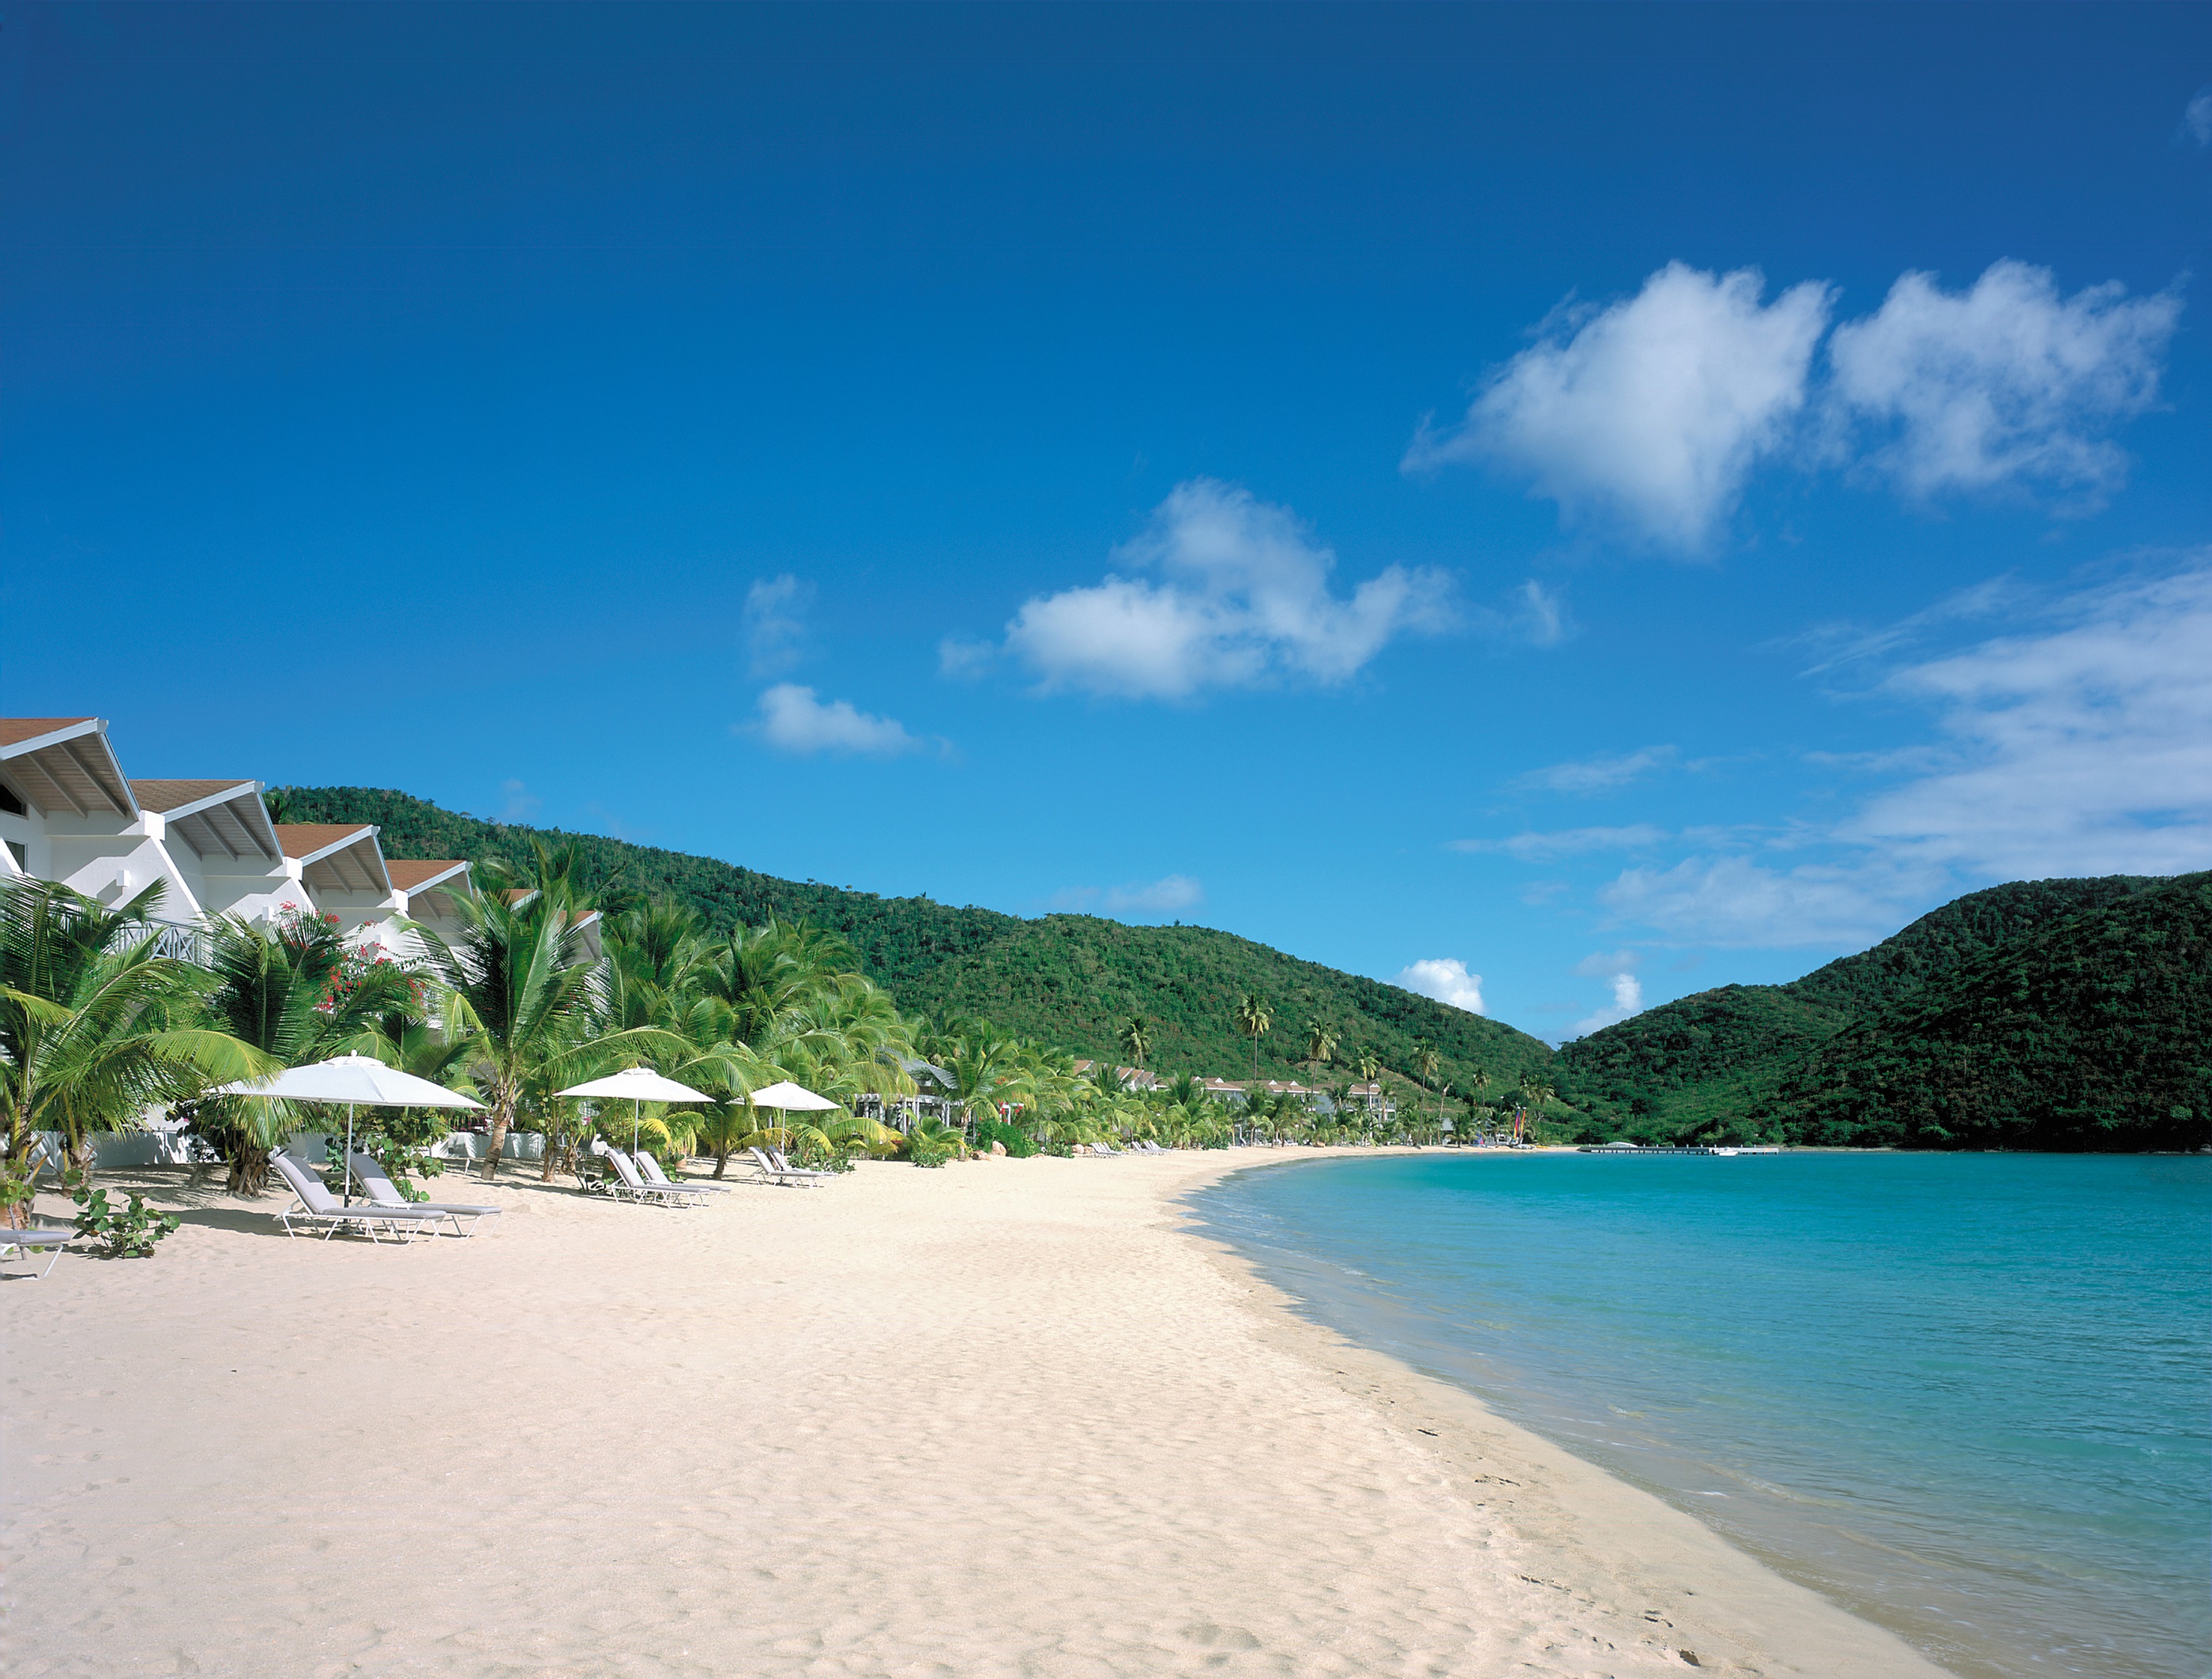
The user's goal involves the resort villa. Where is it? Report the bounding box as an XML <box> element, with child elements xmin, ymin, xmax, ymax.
<box><xmin>0</xmin><ymin>717</ymin><xmax>476</xmax><ymax>962</ymax></box>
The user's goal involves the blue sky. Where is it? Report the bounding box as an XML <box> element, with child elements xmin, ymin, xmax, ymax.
<box><xmin>7</xmin><ymin>5</ymin><xmax>2210</xmax><ymax>1041</ymax></box>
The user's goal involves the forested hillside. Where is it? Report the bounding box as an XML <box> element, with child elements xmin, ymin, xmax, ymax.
<box><xmin>1556</xmin><ymin>873</ymin><xmax>2209</xmax><ymax>1151</ymax></box>
<box><xmin>283</xmin><ymin>785</ymin><xmax>2206</xmax><ymax>1150</ymax></box>
<box><xmin>1769</xmin><ymin>873</ymin><xmax>2212</xmax><ymax>1150</ymax></box>
<box><xmin>280</xmin><ymin>786</ymin><xmax>1556</xmax><ymax>1092</ymax></box>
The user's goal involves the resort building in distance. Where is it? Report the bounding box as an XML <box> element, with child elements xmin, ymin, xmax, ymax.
<box><xmin>0</xmin><ymin>715</ymin><xmax>473</xmax><ymax>963</ymax></box>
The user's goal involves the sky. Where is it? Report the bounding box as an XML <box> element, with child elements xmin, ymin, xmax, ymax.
<box><xmin>6</xmin><ymin>3</ymin><xmax>2210</xmax><ymax>1043</ymax></box>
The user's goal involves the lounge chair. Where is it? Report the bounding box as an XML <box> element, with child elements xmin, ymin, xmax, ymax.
<box><xmin>270</xmin><ymin>1152</ymin><xmax>446</xmax><ymax>1243</ymax></box>
<box><xmin>634</xmin><ymin>1151</ymin><xmax>732</xmax><ymax>1195</ymax></box>
<box><xmin>345</xmin><ymin>1154</ymin><xmax>503</xmax><ymax>1237</ymax></box>
<box><xmin>600</xmin><ymin>1146</ymin><xmax>713</xmax><ymax>1207</ymax></box>
<box><xmin>744</xmin><ymin>1145</ymin><xmax>826</xmax><ymax>1188</ymax></box>
<box><xmin>769</xmin><ymin>1146</ymin><xmax>837</xmax><ymax>1184</ymax></box>
<box><xmin>1</xmin><ymin>1226</ymin><xmax>73</xmax><ymax>1278</ymax></box>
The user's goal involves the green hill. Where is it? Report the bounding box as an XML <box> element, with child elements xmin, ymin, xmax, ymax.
<box><xmin>1767</xmin><ymin>872</ymin><xmax>2212</xmax><ymax>1150</ymax></box>
<box><xmin>278</xmin><ymin>785</ymin><xmax>1557</xmax><ymax>1094</ymax></box>
<box><xmin>1555</xmin><ymin>872</ymin><xmax>2209</xmax><ymax>1150</ymax></box>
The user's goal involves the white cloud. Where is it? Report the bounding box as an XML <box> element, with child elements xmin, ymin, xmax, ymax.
<box><xmin>743</xmin><ymin>574</ymin><xmax>812</xmax><ymax>678</ymax></box>
<box><xmin>1451</xmin><ymin>825</ymin><xmax>1669</xmax><ymax>859</ymax></box>
<box><xmin>1051</xmin><ymin>874</ymin><xmax>1205</xmax><ymax>919</ymax></box>
<box><xmin>1511</xmin><ymin>580</ymin><xmax>1567</xmax><ymax>646</ymax></box>
<box><xmin>498</xmin><ymin>778</ymin><xmax>542</xmax><ymax>823</ymax></box>
<box><xmin>1600</xmin><ymin>853</ymin><xmax>1941</xmax><ymax>949</ymax></box>
<box><xmin>1594</xmin><ymin>559</ymin><xmax>2212</xmax><ymax>949</ymax></box>
<box><xmin>1570</xmin><ymin>971</ymin><xmax>1646</xmax><ymax>1037</ymax></box>
<box><xmin>1826</xmin><ymin>261</ymin><xmax>2182</xmax><ymax>504</ymax></box>
<box><xmin>1574</xmin><ymin>949</ymin><xmax>1642</xmax><ymax>978</ymax></box>
<box><xmin>2186</xmin><ymin>89</ymin><xmax>2212</xmax><ymax>147</ymax></box>
<box><xmin>1394</xmin><ymin>957</ymin><xmax>1486</xmax><ymax>1015</ymax></box>
<box><xmin>1516</xmin><ymin>745</ymin><xmax>1676</xmax><ymax>794</ymax></box>
<box><xmin>749</xmin><ymin>684</ymin><xmax>931</xmax><ymax>759</ymax></box>
<box><xmin>999</xmin><ymin>478</ymin><xmax>1450</xmax><ymax>700</ymax></box>
<box><xmin>1108</xmin><ymin>874</ymin><xmax>1203</xmax><ymax>915</ymax></box>
<box><xmin>1841</xmin><ymin>561</ymin><xmax>2212</xmax><ymax>878</ymax></box>
<box><xmin>1408</xmin><ymin>263</ymin><xmax>1832</xmax><ymax>549</ymax></box>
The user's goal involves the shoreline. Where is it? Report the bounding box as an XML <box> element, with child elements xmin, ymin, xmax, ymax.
<box><xmin>3</xmin><ymin>1148</ymin><xmax>1951</xmax><ymax>1677</ymax></box>
<box><xmin>1178</xmin><ymin>1147</ymin><xmax>1960</xmax><ymax>1679</ymax></box>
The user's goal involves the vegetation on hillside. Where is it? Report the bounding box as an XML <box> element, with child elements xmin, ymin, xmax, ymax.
<box><xmin>276</xmin><ymin>786</ymin><xmax>1556</xmax><ymax>1097</ymax></box>
<box><xmin>1766</xmin><ymin>873</ymin><xmax>2212</xmax><ymax>1150</ymax></box>
<box><xmin>1556</xmin><ymin>873</ymin><xmax>2210</xmax><ymax>1151</ymax></box>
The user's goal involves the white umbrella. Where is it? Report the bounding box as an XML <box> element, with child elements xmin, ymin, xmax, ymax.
<box><xmin>556</xmin><ymin>1066</ymin><xmax>715</xmax><ymax>1156</ymax></box>
<box><xmin>215</xmin><ymin>1052</ymin><xmax>483</xmax><ymax>1206</ymax></box>
<box><xmin>743</xmin><ymin>1079</ymin><xmax>837</xmax><ymax>1154</ymax></box>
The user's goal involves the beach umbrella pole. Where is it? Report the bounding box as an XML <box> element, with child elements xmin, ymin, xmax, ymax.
<box><xmin>344</xmin><ymin>1103</ymin><xmax>356</xmax><ymax>1206</ymax></box>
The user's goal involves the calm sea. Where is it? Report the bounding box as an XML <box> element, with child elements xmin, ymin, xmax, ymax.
<box><xmin>1192</xmin><ymin>1151</ymin><xmax>2211</xmax><ymax>1679</ymax></box>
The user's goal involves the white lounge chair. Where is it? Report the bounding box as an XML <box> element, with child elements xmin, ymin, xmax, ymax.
<box><xmin>635</xmin><ymin>1152</ymin><xmax>732</xmax><ymax>1195</ymax></box>
<box><xmin>271</xmin><ymin>1153</ymin><xmax>445</xmax><ymax>1243</ymax></box>
<box><xmin>1</xmin><ymin>1226</ymin><xmax>73</xmax><ymax>1278</ymax></box>
<box><xmin>346</xmin><ymin>1154</ymin><xmax>503</xmax><ymax>1236</ymax></box>
<box><xmin>600</xmin><ymin>1147</ymin><xmax>712</xmax><ymax>1207</ymax></box>
<box><xmin>769</xmin><ymin>1146</ymin><xmax>837</xmax><ymax>1184</ymax></box>
<box><xmin>745</xmin><ymin>1145</ymin><xmax>826</xmax><ymax>1188</ymax></box>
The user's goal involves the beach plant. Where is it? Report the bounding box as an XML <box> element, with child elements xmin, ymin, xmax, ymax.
<box><xmin>66</xmin><ymin>1169</ymin><xmax>181</xmax><ymax>1258</ymax></box>
<box><xmin>0</xmin><ymin>878</ymin><xmax>270</xmax><ymax>1222</ymax></box>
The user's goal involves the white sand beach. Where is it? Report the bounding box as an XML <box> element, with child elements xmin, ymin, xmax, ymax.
<box><xmin>2</xmin><ymin>1150</ymin><xmax>1952</xmax><ymax>1679</ymax></box>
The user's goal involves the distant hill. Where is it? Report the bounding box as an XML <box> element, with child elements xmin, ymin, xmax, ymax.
<box><xmin>1556</xmin><ymin>873</ymin><xmax>2210</xmax><ymax>1152</ymax></box>
<box><xmin>278</xmin><ymin>785</ymin><xmax>1559</xmax><ymax>1094</ymax></box>
<box><xmin>1769</xmin><ymin>872</ymin><xmax>2212</xmax><ymax>1150</ymax></box>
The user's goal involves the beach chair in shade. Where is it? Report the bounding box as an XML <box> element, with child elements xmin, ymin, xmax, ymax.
<box><xmin>345</xmin><ymin>1154</ymin><xmax>504</xmax><ymax>1237</ymax></box>
<box><xmin>600</xmin><ymin>1146</ymin><xmax>713</xmax><ymax>1207</ymax></box>
<box><xmin>634</xmin><ymin>1151</ymin><xmax>733</xmax><ymax>1195</ymax></box>
<box><xmin>743</xmin><ymin>1146</ymin><xmax>824</xmax><ymax>1188</ymax></box>
<box><xmin>1</xmin><ymin>1226</ymin><xmax>74</xmax><ymax>1278</ymax></box>
<box><xmin>270</xmin><ymin>1152</ymin><xmax>445</xmax><ymax>1243</ymax></box>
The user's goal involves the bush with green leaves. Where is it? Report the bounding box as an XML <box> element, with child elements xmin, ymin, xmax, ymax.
<box><xmin>969</xmin><ymin>1117</ymin><xmax>1036</xmax><ymax>1158</ymax></box>
<box><xmin>67</xmin><ymin>1173</ymin><xmax>180</xmax><ymax>1259</ymax></box>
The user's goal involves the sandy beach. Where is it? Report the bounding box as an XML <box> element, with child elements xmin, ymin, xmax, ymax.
<box><xmin>2</xmin><ymin>1150</ymin><xmax>1952</xmax><ymax>1679</ymax></box>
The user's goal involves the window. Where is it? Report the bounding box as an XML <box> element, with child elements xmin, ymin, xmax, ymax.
<box><xmin>0</xmin><ymin>781</ymin><xmax>24</xmax><ymax>817</ymax></box>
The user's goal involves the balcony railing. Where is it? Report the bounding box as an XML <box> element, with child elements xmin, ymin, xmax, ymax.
<box><xmin>146</xmin><ymin>921</ymin><xmax>212</xmax><ymax>965</ymax></box>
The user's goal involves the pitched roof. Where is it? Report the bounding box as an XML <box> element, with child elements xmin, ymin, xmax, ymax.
<box><xmin>386</xmin><ymin>858</ymin><xmax>470</xmax><ymax>890</ymax></box>
<box><xmin>273</xmin><ymin>823</ymin><xmax>374</xmax><ymax>860</ymax></box>
<box><xmin>130</xmin><ymin>778</ymin><xmax>255</xmax><ymax>813</ymax></box>
<box><xmin>0</xmin><ymin>717</ymin><xmax>96</xmax><ymax>747</ymax></box>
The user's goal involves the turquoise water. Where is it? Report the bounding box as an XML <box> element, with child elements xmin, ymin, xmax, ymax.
<box><xmin>1193</xmin><ymin>1151</ymin><xmax>2211</xmax><ymax>1679</ymax></box>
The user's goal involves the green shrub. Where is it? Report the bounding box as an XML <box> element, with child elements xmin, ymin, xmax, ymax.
<box><xmin>66</xmin><ymin>1173</ymin><xmax>180</xmax><ymax>1259</ymax></box>
<box><xmin>970</xmin><ymin>1118</ymin><xmax>1036</xmax><ymax>1158</ymax></box>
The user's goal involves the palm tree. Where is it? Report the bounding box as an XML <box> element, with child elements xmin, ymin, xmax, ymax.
<box><xmin>0</xmin><ymin>879</ymin><xmax>267</xmax><ymax>1218</ymax></box>
<box><xmin>412</xmin><ymin>875</ymin><xmax>679</xmax><ymax>1181</ymax></box>
<box><xmin>1233</xmin><ymin>992</ymin><xmax>1272</xmax><ymax>1079</ymax></box>
<box><xmin>194</xmin><ymin>909</ymin><xmax>421</xmax><ymax>1194</ymax></box>
<box><xmin>1304</xmin><ymin>1018</ymin><xmax>1339</xmax><ymax>1067</ymax></box>
<box><xmin>1117</xmin><ymin>1014</ymin><xmax>1152</xmax><ymax>1070</ymax></box>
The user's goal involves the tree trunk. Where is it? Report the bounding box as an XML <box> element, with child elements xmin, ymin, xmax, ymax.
<box><xmin>228</xmin><ymin>1143</ymin><xmax>273</xmax><ymax>1197</ymax></box>
<box><xmin>539</xmin><ymin>1127</ymin><xmax>561</xmax><ymax>1181</ymax></box>
<box><xmin>479</xmin><ymin>1114</ymin><xmax>509</xmax><ymax>1182</ymax></box>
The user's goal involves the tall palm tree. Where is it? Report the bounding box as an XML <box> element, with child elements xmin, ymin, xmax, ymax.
<box><xmin>0</xmin><ymin>879</ymin><xmax>267</xmax><ymax>1215</ymax></box>
<box><xmin>1304</xmin><ymin>1018</ymin><xmax>1340</xmax><ymax>1067</ymax></box>
<box><xmin>1117</xmin><ymin>1014</ymin><xmax>1152</xmax><ymax>1070</ymax></box>
<box><xmin>1233</xmin><ymin>992</ymin><xmax>1272</xmax><ymax>1079</ymax></box>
